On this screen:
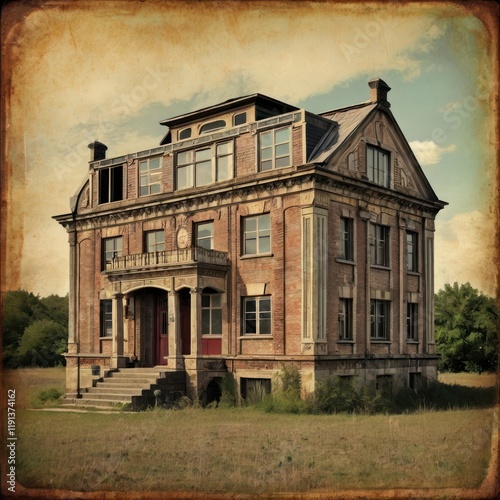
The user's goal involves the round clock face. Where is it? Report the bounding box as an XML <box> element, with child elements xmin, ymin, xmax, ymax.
<box><xmin>176</xmin><ymin>226</ymin><xmax>189</xmax><ymax>249</ymax></box>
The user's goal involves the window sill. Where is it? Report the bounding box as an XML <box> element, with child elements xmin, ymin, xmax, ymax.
<box><xmin>407</xmin><ymin>271</ymin><xmax>421</xmax><ymax>276</ymax></box>
<box><xmin>240</xmin><ymin>253</ymin><xmax>274</xmax><ymax>260</ymax></box>
<box><xmin>337</xmin><ymin>339</ymin><xmax>355</xmax><ymax>344</ymax></box>
<box><xmin>99</xmin><ymin>337</ymin><xmax>112</xmax><ymax>340</ymax></box>
<box><xmin>202</xmin><ymin>335</ymin><xmax>222</xmax><ymax>338</ymax></box>
<box><xmin>336</xmin><ymin>258</ymin><xmax>356</xmax><ymax>266</ymax></box>
<box><xmin>370</xmin><ymin>340</ymin><xmax>391</xmax><ymax>344</ymax></box>
<box><xmin>239</xmin><ymin>335</ymin><xmax>273</xmax><ymax>340</ymax></box>
<box><xmin>406</xmin><ymin>340</ymin><xmax>420</xmax><ymax>344</ymax></box>
<box><xmin>370</xmin><ymin>265</ymin><xmax>391</xmax><ymax>271</ymax></box>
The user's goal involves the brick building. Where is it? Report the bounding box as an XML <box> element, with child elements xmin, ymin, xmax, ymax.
<box><xmin>54</xmin><ymin>78</ymin><xmax>446</xmax><ymax>406</ymax></box>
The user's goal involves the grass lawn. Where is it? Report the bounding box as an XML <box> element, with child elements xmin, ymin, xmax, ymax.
<box><xmin>4</xmin><ymin>368</ymin><xmax>498</xmax><ymax>495</ymax></box>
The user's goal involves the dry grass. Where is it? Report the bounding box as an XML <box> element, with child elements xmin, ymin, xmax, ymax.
<box><xmin>4</xmin><ymin>368</ymin><xmax>497</xmax><ymax>494</ymax></box>
<box><xmin>438</xmin><ymin>371</ymin><xmax>498</xmax><ymax>388</ymax></box>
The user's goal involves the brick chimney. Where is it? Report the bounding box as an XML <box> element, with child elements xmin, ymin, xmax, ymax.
<box><xmin>368</xmin><ymin>78</ymin><xmax>391</xmax><ymax>108</ymax></box>
<box><xmin>88</xmin><ymin>140</ymin><xmax>108</xmax><ymax>161</ymax></box>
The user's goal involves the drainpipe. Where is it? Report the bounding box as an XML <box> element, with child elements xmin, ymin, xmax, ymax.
<box><xmin>76</xmin><ymin>356</ymin><xmax>82</xmax><ymax>399</ymax></box>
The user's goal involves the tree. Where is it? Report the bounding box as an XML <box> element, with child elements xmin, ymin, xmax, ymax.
<box><xmin>435</xmin><ymin>282</ymin><xmax>498</xmax><ymax>373</ymax></box>
<box><xmin>2</xmin><ymin>290</ymin><xmax>68</xmax><ymax>367</ymax></box>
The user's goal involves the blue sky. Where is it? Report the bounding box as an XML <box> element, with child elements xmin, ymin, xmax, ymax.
<box><xmin>4</xmin><ymin>1</ymin><xmax>497</xmax><ymax>297</ymax></box>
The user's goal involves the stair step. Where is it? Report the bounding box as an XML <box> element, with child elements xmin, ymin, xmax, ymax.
<box><xmin>90</xmin><ymin>387</ymin><xmax>144</xmax><ymax>395</ymax></box>
<box><xmin>65</xmin><ymin>398</ymin><xmax>130</xmax><ymax>407</ymax></box>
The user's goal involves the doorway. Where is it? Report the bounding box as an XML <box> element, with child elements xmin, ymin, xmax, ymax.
<box><xmin>178</xmin><ymin>288</ymin><xmax>191</xmax><ymax>355</ymax></box>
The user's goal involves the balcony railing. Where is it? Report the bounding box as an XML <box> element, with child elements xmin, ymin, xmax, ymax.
<box><xmin>105</xmin><ymin>247</ymin><xmax>228</xmax><ymax>272</ymax></box>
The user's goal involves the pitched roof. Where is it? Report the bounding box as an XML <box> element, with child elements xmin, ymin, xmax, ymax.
<box><xmin>309</xmin><ymin>102</ymin><xmax>377</xmax><ymax>163</ymax></box>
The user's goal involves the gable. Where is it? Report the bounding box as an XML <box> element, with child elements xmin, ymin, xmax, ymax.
<box><xmin>319</xmin><ymin>107</ymin><xmax>441</xmax><ymax>203</ymax></box>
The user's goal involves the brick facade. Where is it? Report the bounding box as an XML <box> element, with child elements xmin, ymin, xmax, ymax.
<box><xmin>54</xmin><ymin>82</ymin><xmax>446</xmax><ymax>401</ymax></box>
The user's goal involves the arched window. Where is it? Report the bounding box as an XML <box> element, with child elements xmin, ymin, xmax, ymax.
<box><xmin>200</xmin><ymin>120</ymin><xmax>226</xmax><ymax>134</ymax></box>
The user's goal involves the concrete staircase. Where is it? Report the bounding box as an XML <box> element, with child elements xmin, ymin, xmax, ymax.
<box><xmin>64</xmin><ymin>368</ymin><xmax>186</xmax><ymax>411</ymax></box>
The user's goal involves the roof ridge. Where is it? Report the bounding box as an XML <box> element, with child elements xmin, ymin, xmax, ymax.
<box><xmin>319</xmin><ymin>100</ymin><xmax>374</xmax><ymax>116</ymax></box>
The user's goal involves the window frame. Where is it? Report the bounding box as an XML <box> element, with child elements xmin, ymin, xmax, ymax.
<box><xmin>369</xmin><ymin>223</ymin><xmax>390</xmax><ymax>267</ymax></box>
<box><xmin>200</xmin><ymin>120</ymin><xmax>226</xmax><ymax>134</ymax></box>
<box><xmin>144</xmin><ymin>230</ymin><xmax>165</xmax><ymax>253</ymax></box>
<box><xmin>233</xmin><ymin>112</ymin><xmax>247</xmax><ymax>126</ymax></box>
<box><xmin>176</xmin><ymin>140</ymin><xmax>234</xmax><ymax>190</ymax></box>
<box><xmin>338</xmin><ymin>298</ymin><xmax>353</xmax><ymax>341</ymax></box>
<box><xmin>98</xmin><ymin>165</ymin><xmax>123</xmax><ymax>204</ymax></box>
<box><xmin>407</xmin><ymin>302</ymin><xmax>418</xmax><ymax>341</ymax></box>
<box><xmin>102</xmin><ymin>236</ymin><xmax>123</xmax><ymax>270</ymax></box>
<box><xmin>138</xmin><ymin>156</ymin><xmax>162</xmax><ymax>197</ymax></box>
<box><xmin>242</xmin><ymin>214</ymin><xmax>271</xmax><ymax>256</ymax></box>
<box><xmin>339</xmin><ymin>217</ymin><xmax>354</xmax><ymax>261</ymax></box>
<box><xmin>370</xmin><ymin>299</ymin><xmax>390</xmax><ymax>341</ymax></box>
<box><xmin>406</xmin><ymin>231</ymin><xmax>418</xmax><ymax>272</ymax></box>
<box><xmin>258</xmin><ymin>126</ymin><xmax>292</xmax><ymax>171</ymax></box>
<box><xmin>242</xmin><ymin>296</ymin><xmax>272</xmax><ymax>336</ymax></box>
<box><xmin>366</xmin><ymin>145</ymin><xmax>390</xmax><ymax>187</ymax></box>
<box><xmin>100</xmin><ymin>299</ymin><xmax>113</xmax><ymax>338</ymax></box>
<box><xmin>195</xmin><ymin>221</ymin><xmax>214</xmax><ymax>250</ymax></box>
<box><xmin>201</xmin><ymin>293</ymin><xmax>223</xmax><ymax>336</ymax></box>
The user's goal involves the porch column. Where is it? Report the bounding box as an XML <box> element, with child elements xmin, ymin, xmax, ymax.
<box><xmin>168</xmin><ymin>289</ymin><xmax>183</xmax><ymax>369</ymax></box>
<box><xmin>190</xmin><ymin>287</ymin><xmax>202</xmax><ymax>358</ymax></box>
<box><xmin>111</xmin><ymin>293</ymin><xmax>125</xmax><ymax>368</ymax></box>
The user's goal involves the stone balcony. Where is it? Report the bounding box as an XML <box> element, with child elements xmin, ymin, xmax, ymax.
<box><xmin>105</xmin><ymin>247</ymin><xmax>229</xmax><ymax>273</ymax></box>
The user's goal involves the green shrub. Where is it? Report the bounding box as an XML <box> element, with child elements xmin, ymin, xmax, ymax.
<box><xmin>37</xmin><ymin>388</ymin><xmax>63</xmax><ymax>404</ymax></box>
<box><xmin>219</xmin><ymin>373</ymin><xmax>238</xmax><ymax>408</ymax></box>
<box><xmin>311</xmin><ymin>376</ymin><xmax>387</xmax><ymax>415</ymax></box>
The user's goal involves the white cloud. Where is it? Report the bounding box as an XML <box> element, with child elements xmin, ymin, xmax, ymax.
<box><xmin>409</xmin><ymin>140</ymin><xmax>456</xmax><ymax>166</ymax></box>
<box><xmin>435</xmin><ymin>211</ymin><xmax>496</xmax><ymax>297</ymax></box>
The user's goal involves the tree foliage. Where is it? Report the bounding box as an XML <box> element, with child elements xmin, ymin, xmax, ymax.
<box><xmin>435</xmin><ymin>282</ymin><xmax>498</xmax><ymax>373</ymax></box>
<box><xmin>2</xmin><ymin>290</ymin><xmax>68</xmax><ymax>368</ymax></box>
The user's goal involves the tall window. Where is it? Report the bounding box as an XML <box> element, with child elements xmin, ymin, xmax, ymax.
<box><xmin>370</xmin><ymin>300</ymin><xmax>390</xmax><ymax>340</ymax></box>
<box><xmin>176</xmin><ymin>141</ymin><xmax>233</xmax><ymax>190</ymax></box>
<box><xmin>367</xmin><ymin>146</ymin><xmax>389</xmax><ymax>187</ymax></box>
<box><xmin>243</xmin><ymin>296</ymin><xmax>271</xmax><ymax>335</ymax></box>
<box><xmin>145</xmin><ymin>230</ymin><xmax>165</xmax><ymax>253</ymax></box>
<box><xmin>195</xmin><ymin>222</ymin><xmax>214</xmax><ymax>250</ymax></box>
<box><xmin>139</xmin><ymin>157</ymin><xmax>162</xmax><ymax>196</ymax></box>
<box><xmin>102</xmin><ymin>237</ymin><xmax>122</xmax><ymax>270</ymax></box>
<box><xmin>407</xmin><ymin>231</ymin><xmax>418</xmax><ymax>272</ymax></box>
<box><xmin>243</xmin><ymin>214</ymin><xmax>271</xmax><ymax>255</ymax></box>
<box><xmin>259</xmin><ymin>127</ymin><xmax>291</xmax><ymax>171</ymax></box>
<box><xmin>338</xmin><ymin>298</ymin><xmax>353</xmax><ymax>340</ymax></box>
<box><xmin>369</xmin><ymin>224</ymin><xmax>390</xmax><ymax>267</ymax></box>
<box><xmin>201</xmin><ymin>293</ymin><xmax>222</xmax><ymax>335</ymax></box>
<box><xmin>100</xmin><ymin>300</ymin><xmax>112</xmax><ymax>337</ymax></box>
<box><xmin>407</xmin><ymin>303</ymin><xmax>418</xmax><ymax>341</ymax></box>
<box><xmin>98</xmin><ymin>166</ymin><xmax>123</xmax><ymax>204</ymax></box>
<box><xmin>339</xmin><ymin>217</ymin><xmax>354</xmax><ymax>261</ymax></box>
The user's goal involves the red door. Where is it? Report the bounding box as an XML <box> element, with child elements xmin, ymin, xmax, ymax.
<box><xmin>156</xmin><ymin>295</ymin><xmax>168</xmax><ymax>365</ymax></box>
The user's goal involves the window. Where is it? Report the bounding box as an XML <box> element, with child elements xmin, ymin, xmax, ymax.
<box><xmin>338</xmin><ymin>299</ymin><xmax>353</xmax><ymax>340</ymax></box>
<box><xmin>242</xmin><ymin>214</ymin><xmax>270</xmax><ymax>255</ymax></box>
<box><xmin>202</xmin><ymin>293</ymin><xmax>222</xmax><ymax>335</ymax></box>
<box><xmin>370</xmin><ymin>300</ymin><xmax>390</xmax><ymax>340</ymax></box>
<box><xmin>100</xmin><ymin>300</ymin><xmax>112</xmax><ymax>337</ymax></box>
<box><xmin>409</xmin><ymin>372</ymin><xmax>421</xmax><ymax>391</ymax></box>
<box><xmin>376</xmin><ymin>375</ymin><xmax>393</xmax><ymax>398</ymax></box>
<box><xmin>407</xmin><ymin>231</ymin><xmax>418</xmax><ymax>272</ymax></box>
<box><xmin>339</xmin><ymin>217</ymin><xmax>353</xmax><ymax>261</ymax></box>
<box><xmin>259</xmin><ymin>126</ymin><xmax>291</xmax><ymax>171</ymax></box>
<box><xmin>407</xmin><ymin>303</ymin><xmax>418</xmax><ymax>341</ymax></box>
<box><xmin>145</xmin><ymin>230</ymin><xmax>165</xmax><ymax>253</ymax></box>
<box><xmin>139</xmin><ymin>157</ymin><xmax>162</xmax><ymax>196</ymax></box>
<box><xmin>233</xmin><ymin>112</ymin><xmax>247</xmax><ymax>126</ymax></box>
<box><xmin>102</xmin><ymin>236</ymin><xmax>122</xmax><ymax>270</ymax></box>
<box><xmin>240</xmin><ymin>378</ymin><xmax>271</xmax><ymax>401</ymax></box>
<box><xmin>179</xmin><ymin>128</ymin><xmax>191</xmax><ymax>140</ymax></box>
<box><xmin>366</xmin><ymin>146</ymin><xmax>389</xmax><ymax>187</ymax></box>
<box><xmin>369</xmin><ymin>224</ymin><xmax>390</xmax><ymax>267</ymax></box>
<box><xmin>243</xmin><ymin>296</ymin><xmax>271</xmax><ymax>335</ymax></box>
<box><xmin>176</xmin><ymin>141</ymin><xmax>233</xmax><ymax>189</ymax></box>
<box><xmin>98</xmin><ymin>166</ymin><xmax>123</xmax><ymax>204</ymax></box>
<box><xmin>200</xmin><ymin>120</ymin><xmax>226</xmax><ymax>134</ymax></box>
<box><xmin>195</xmin><ymin>221</ymin><xmax>214</xmax><ymax>250</ymax></box>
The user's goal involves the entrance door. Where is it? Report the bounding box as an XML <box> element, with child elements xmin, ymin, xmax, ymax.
<box><xmin>179</xmin><ymin>289</ymin><xmax>191</xmax><ymax>355</ymax></box>
<box><xmin>156</xmin><ymin>295</ymin><xmax>169</xmax><ymax>365</ymax></box>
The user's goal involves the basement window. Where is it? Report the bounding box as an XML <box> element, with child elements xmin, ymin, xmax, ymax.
<box><xmin>98</xmin><ymin>165</ymin><xmax>123</xmax><ymax>204</ymax></box>
<box><xmin>240</xmin><ymin>378</ymin><xmax>271</xmax><ymax>401</ymax></box>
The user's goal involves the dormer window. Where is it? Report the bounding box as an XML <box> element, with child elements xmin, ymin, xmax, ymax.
<box><xmin>233</xmin><ymin>112</ymin><xmax>247</xmax><ymax>126</ymax></box>
<box><xmin>179</xmin><ymin>128</ymin><xmax>192</xmax><ymax>140</ymax></box>
<box><xmin>200</xmin><ymin>120</ymin><xmax>226</xmax><ymax>134</ymax></box>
